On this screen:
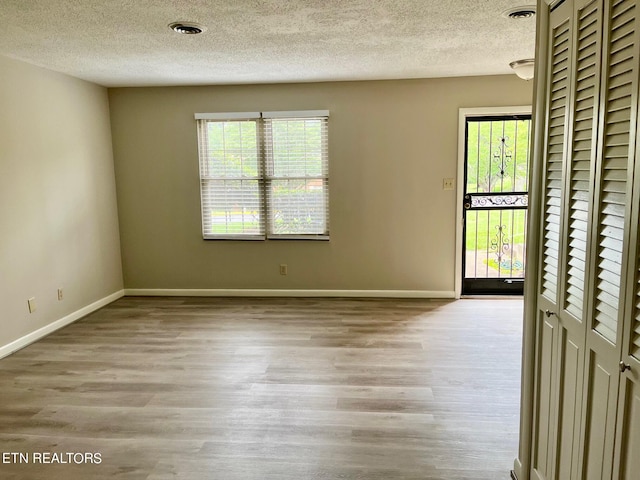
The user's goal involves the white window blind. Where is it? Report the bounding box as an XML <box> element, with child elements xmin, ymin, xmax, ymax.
<box><xmin>264</xmin><ymin>115</ymin><xmax>329</xmax><ymax>238</ymax></box>
<box><xmin>197</xmin><ymin>117</ymin><xmax>263</xmax><ymax>239</ymax></box>
<box><xmin>196</xmin><ymin>111</ymin><xmax>329</xmax><ymax>240</ymax></box>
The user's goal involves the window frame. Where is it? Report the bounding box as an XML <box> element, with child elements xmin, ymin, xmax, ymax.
<box><xmin>195</xmin><ymin>110</ymin><xmax>330</xmax><ymax>241</ymax></box>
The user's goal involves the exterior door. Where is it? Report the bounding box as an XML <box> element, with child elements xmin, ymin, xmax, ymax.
<box><xmin>462</xmin><ymin>115</ymin><xmax>532</xmax><ymax>295</ymax></box>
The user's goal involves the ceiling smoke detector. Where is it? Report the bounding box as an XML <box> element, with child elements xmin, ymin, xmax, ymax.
<box><xmin>502</xmin><ymin>6</ymin><xmax>536</xmax><ymax>19</ymax></box>
<box><xmin>168</xmin><ymin>22</ymin><xmax>206</xmax><ymax>34</ymax></box>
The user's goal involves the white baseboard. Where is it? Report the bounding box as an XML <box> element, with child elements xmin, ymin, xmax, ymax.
<box><xmin>0</xmin><ymin>289</ymin><xmax>125</xmax><ymax>360</ymax></box>
<box><xmin>124</xmin><ymin>289</ymin><xmax>456</xmax><ymax>299</ymax></box>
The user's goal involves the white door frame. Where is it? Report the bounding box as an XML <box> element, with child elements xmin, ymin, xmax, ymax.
<box><xmin>455</xmin><ymin>106</ymin><xmax>533</xmax><ymax>298</ymax></box>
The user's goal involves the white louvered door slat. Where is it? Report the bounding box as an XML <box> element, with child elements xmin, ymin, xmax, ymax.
<box><xmin>564</xmin><ymin>1</ymin><xmax>601</xmax><ymax>320</ymax></box>
<box><xmin>592</xmin><ymin>0</ymin><xmax>636</xmax><ymax>344</ymax></box>
<box><xmin>542</xmin><ymin>18</ymin><xmax>571</xmax><ymax>302</ymax></box>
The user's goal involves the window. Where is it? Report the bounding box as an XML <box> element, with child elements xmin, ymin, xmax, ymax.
<box><xmin>195</xmin><ymin>111</ymin><xmax>329</xmax><ymax>240</ymax></box>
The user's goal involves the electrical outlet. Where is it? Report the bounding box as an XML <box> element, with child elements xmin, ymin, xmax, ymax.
<box><xmin>57</xmin><ymin>288</ymin><xmax>64</xmax><ymax>301</ymax></box>
<box><xmin>443</xmin><ymin>178</ymin><xmax>455</xmax><ymax>190</ymax></box>
<box><xmin>280</xmin><ymin>264</ymin><xmax>288</xmax><ymax>275</ymax></box>
<box><xmin>27</xmin><ymin>297</ymin><xmax>36</xmax><ymax>313</ymax></box>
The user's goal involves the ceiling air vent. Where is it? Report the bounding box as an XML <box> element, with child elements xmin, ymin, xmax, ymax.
<box><xmin>168</xmin><ymin>22</ymin><xmax>206</xmax><ymax>34</ymax></box>
<box><xmin>502</xmin><ymin>6</ymin><xmax>536</xmax><ymax>19</ymax></box>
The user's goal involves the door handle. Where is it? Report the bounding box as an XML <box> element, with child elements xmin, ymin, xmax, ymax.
<box><xmin>545</xmin><ymin>310</ymin><xmax>556</xmax><ymax>317</ymax></box>
<box><xmin>620</xmin><ymin>361</ymin><xmax>631</xmax><ymax>373</ymax></box>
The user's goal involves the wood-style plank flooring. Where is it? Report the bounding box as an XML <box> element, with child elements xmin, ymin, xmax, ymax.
<box><xmin>0</xmin><ymin>297</ymin><xmax>523</xmax><ymax>479</ymax></box>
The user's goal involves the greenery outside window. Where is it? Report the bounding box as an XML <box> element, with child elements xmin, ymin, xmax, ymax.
<box><xmin>195</xmin><ymin>111</ymin><xmax>329</xmax><ymax>240</ymax></box>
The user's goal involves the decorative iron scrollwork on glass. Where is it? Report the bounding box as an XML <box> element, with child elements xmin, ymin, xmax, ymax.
<box><xmin>491</xmin><ymin>224</ymin><xmax>510</xmax><ymax>266</ymax></box>
<box><xmin>493</xmin><ymin>135</ymin><xmax>513</xmax><ymax>178</ymax></box>
<box><xmin>469</xmin><ymin>194</ymin><xmax>528</xmax><ymax>208</ymax></box>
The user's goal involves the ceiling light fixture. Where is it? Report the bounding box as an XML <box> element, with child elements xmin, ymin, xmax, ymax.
<box><xmin>168</xmin><ymin>21</ymin><xmax>206</xmax><ymax>34</ymax></box>
<box><xmin>502</xmin><ymin>6</ymin><xmax>537</xmax><ymax>19</ymax></box>
<box><xmin>510</xmin><ymin>59</ymin><xmax>535</xmax><ymax>80</ymax></box>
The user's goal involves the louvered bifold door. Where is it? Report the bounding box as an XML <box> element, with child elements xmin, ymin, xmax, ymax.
<box><xmin>532</xmin><ymin>3</ymin><xmax>573</xmax><ymax>480</ymax></box>
<box><xmin>580</xmin><ymin>0</ymin><xmax>639</xmax><ymax>478</ymax></box>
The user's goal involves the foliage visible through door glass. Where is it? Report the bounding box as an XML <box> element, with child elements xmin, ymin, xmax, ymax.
<box><xmin>466</xmin><ymin>119</ymin><xmax>530</xmax><ymax>194</ymax></box>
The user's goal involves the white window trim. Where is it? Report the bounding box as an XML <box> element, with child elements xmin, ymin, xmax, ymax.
<box><xmin>195</xmin><ymin>112</ymin><xmax>261</xmax><ymax>120</ymax></box>
<box><xmin>262</xmin><ymin>110</ymin><xmax>330</xmax><ymax>119</ymax></box>
<box><xmin>194</xmin><ymin>111</ymin><xmax>330</xmax><ymax>120</ymax></box>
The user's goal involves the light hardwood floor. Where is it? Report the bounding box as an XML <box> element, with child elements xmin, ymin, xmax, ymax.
<box><xmin>0</xmin><ymin>297</ymin><xmax>523</xmax><ymax>479</ymax></box>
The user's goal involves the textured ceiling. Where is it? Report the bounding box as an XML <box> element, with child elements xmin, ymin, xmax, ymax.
<box><xmin>0</xmin><ymin>1</ymin><xmax>536</xmax><ymax>87</ymax></box>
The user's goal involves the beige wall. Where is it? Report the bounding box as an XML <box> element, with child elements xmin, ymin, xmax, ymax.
<box><xmin>0</xmin><ymin>55</ymin><xmax>123</xmax><ymax>350</ymax></box>
<box><xmin>109</xmin><ymin>76</ymin><xmax>532</xmax><ymax>293</ymax></box>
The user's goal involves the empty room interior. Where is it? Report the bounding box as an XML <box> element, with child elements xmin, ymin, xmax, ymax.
<box><xmin>2</xmin><ymin>1</ymin><xmax>640</xmax><ymax>479</ymax></box>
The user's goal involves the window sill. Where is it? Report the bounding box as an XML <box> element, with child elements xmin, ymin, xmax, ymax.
<box><xmin>202</xmin><ymin>235</ymin><xmax>330</xmax><ymax>241</ymax></box>
<box><xmin>267</xmin><ymin>235</ymin><xmax>330</xmax><ymax>241</ymax></box>
<box><xmin>203</xmin><ymin>235</ymin><xmax>265</xmax><ymax>241</ymax></box>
